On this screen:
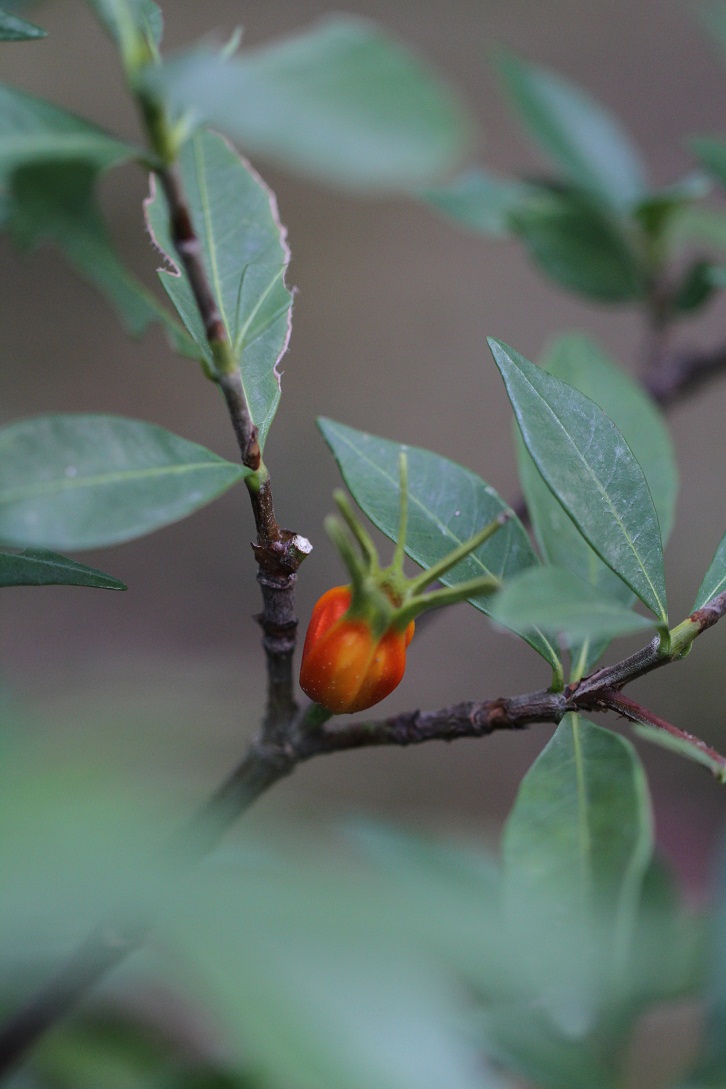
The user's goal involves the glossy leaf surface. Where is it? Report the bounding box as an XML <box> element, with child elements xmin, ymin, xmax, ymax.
<box><xmin>490</xmin><ymin>566</ymin><xmax>656</xmax><ymax>645</ymax></box>
<box><xmin>146</xmin><ymin>129</ymin><xmax>292</xmax><ymax>449</ymax></box>
<box><xmin>0</xmin><ymin>414</ymin><xmax>247</xmax><ymax>550</ymax></box>
<box><xmin>0</xmin><ymin>548</ymin><xmax>126</xmax><ymax>589</ymax></box>
<box><xmin>517</xmin><ymin>334</ymin><xmax>676</xmax><ymax>671</ymax></box>
<box><xmin>318</xmin><ymin>417</ymin><xmax>561</xmax><ymax>673</ymax></box>
<box><xmin>498</xmin><ymin>52</ymin><xmax>647</xmax><ymax>210</ymax></box>
<box><xmin>490</xmin><ymin>338</ymin><xmax>667</xmax><ymax>624</ymax></box>
<box><xmin>146</xmin><ymin>16</ymin><xmax>473</xmax><ymax>192</ymax></box>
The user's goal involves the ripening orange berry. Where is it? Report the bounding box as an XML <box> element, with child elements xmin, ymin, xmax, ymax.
<box><xmin>299</xmin><ymin>585</ymin><xmax>415</xmax><ymax>714</ymax></box>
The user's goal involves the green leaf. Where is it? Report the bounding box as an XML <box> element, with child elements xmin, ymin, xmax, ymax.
<box><xmin>0</xmin><ymin>83</ymin><xmax>136</xmax><ymax>187</ymax></box>
<box><xmin>691</xmin><ymin>136</ymin><xmax>726</xmax><ymax>188</ymax></box>
<box><xmin>144</xmin><ymin>16</ymin><xmax>473</xmax><ymax>192</ymax></box>
<box><xmin>497</xmin><ymin>51</ymin><xmax>647</xmax><ymax>210</ymax></box>
<box><xmin>171</xmin><ymin>864</ymin><xmax>499</xmax><ymax>1089</ymax></box>
<box><xmin>542</xmin><ymin>333</ymin><xmax>678</xmax><ymax>540</ymax></box>
<box><xmin>0</xmin><ymin>8</ymin><xmax>45</xmax><ymax>40</ymax></box>
<box><xmin>694</xmin><ymin>532</ymin><xmax>726</xmax><ymax>610</ymax></box>
<box><xmin>502</xmin><ymin>715</ymin><xmax>653</xmax><ymax>1026</ymax></box>
<box><xmin>509</xmin><ymin>184</ymin><xmax>645</xmax><ymax>301</ymax></box>
<box><xmin>489</xmin><ymin>338</ymin><xmax>668</xmax><ymax>624</ymax></box>
<box><xmin>145</xmin><ymin>129</ymin><xmax>293</xmax><ymax>450</ymax></box>
<box><xmin>86</xmin><ymin>0</ymin><xmax>162</xmax><ymax>50</ymax></box>
<box><xmin>0</xmin><ymin>548</ymin><xmax>126</xmax><ymax>589</ymax></box>
<box><xmin>0</xmin><ymin>414</ymin><xmax>248</xmax><ymax>550</ymax></box>
<box><xmin>490</xmin><ymin>566</ymin><xmax>656</xmax><ymax>646</ymax></box>
<box><xmin>9</xmin><ymin>161</ymin><xmax>198</xmax><ymax>356</ymax></box>
<box><xmin>516</xmin><ymin>333</ymin><xmax>676</xmax><ymax>671</ymax></box>
<box><xmin>421</xmin><ymin>167</ymin><xmax>533</xmax><ymax>237</ymax></box>
<box><xmin>317</xmin><ymin>417</ymin><xmax>561</xmax><ymax>674</ymax></box>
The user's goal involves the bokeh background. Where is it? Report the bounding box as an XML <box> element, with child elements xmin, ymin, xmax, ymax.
<box><xmin>1</xmin><ymin>0</ymin><xmax>725</xmax><ymax>888</ymax></box>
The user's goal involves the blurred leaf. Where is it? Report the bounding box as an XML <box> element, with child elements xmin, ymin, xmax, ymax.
<box><xmin>706</xmin><ymin>263</ymin><xmax>726</xmax><ymax>285</ymax></box>
<box><xmin>345</xmin><ymin>821</ymin><xmax>508</xmax><ymax>992</ymax></box>
<box><xmin>0</xmin><ymin>548</ymin><xmax>126</xmax><ymax>589</ymax></box>
<box><xmin>0</xmin><ymin>83</ymin><xmax>135</xmax><ymax>186</ymax></box>
<box><xmin>475</xmin><ymin>1006</ymin><xmax>618</xmax><ymax>1089</ymax></box>
<box><xmin>171</xmin><ymin>865</ymin><xmax>498</xmax><ymax>1089</ymax></box>
<box><xmin>691</xmin><ymin>136</ymin><xmax>726</xmax><ymax>189</ymax></box>
<box><xmin>693</xmin><ymin>531</ymin><xmax>726</xmax><ymax>609</ymax></box>
<box><xmin>699</xmin><ymin>0</ymin><xmax>726</xmax><ymax>58</ymax></box>
<box><xmin>490</xmin><ymin>566</ymin><xmax>656</xmax><ymax>645</ymax></box>
<box><xmin>704</xmin><ymin>835</ymin><xmax>726</xmax><ymax>1066</ymax></box>
<box><xmin>625</xmin><ymin>856</ymin><xmax>703</xmax><ymax>1006</ymax></box>
<box><xmin>516</xmin><ymin>333</ymin><xmax>676</xmax><ymax>672</ymax></box>
<box><xmin>0</xmin><ymin>414</ymin><xmax>248</xmax><ymax>550</ymax></box>
<box><xmin>0</xmin><ymin>8</ymin><xmax>45</xmax><ymax>39</ymax></box>
<box><xmin>9</xmin><ymin>161</ymin><xmax>198</xmax><ymax>356</ymax></box>
<box><xmin>317</xmin><ymin>417</ymin><xmax>561</xmax><ymax>673</ymax></box>
<box><xmin>673</xmin><ymin>258</ymin><xmax>718</xmax><ymax>314</ymax></box>
<box><xmin>497</xmin><ymin>51</ymin><xmax>647</xmax><ymax>210</ymax></box>
<box><xmin>144</xmin><ymin>16</ymin><xmax>473</xmax><ymax>192</ymax></box>
<box><xmin>34</xmin><ymin>1013</ymin><xmax>258</xmax><ymax>1089</ymax></box>
<box><xmin>668</xmin><ymin>203</ymin><xmax>726</xmax><ymax>251</ymax></box>
<box><xmin>145</xmin><ymin>129</ymin><xmax>292</xmax><ymax>449</ymax></box>
<box><xmin>501</xmin><ymin>716</ymin><xmax>653</xmax><ymax>1040</ymax></box>
<box><xmin>633</xmin><ymin>173</ymin><xmax>711</xmax><ymax>241</ymax></box>
<box><xmin>0</xmin><ymin>760</ymin><xmax>169</xmax><ymax>957</ymax></box>
<box><xmin>421</xmin><ymin>167</ymin><xmax>533</xmax><ymax>236</ymax></box>
<box><xmin>509</xmin><ymin>184</ymin><xmax>645</xmax><ymax>301</ymax></box>
<box><xmin>86</xmin><ymin>0</ymin><xmax>162</xmax><ymax>50</ymax></box>
<box><xmin>489</xmin><ymin>338</ymin><xmax>668</xmax><ymax>624</ymax></box>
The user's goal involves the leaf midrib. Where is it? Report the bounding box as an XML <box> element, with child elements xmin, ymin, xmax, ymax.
<box><xmin>517</xmin><ymin>370</ymin><xmax>666</xmax><ymax>621</ymax></box>
<box><xmin>0</xmin><ymin>460</ymin><xmax>240</xmax><ymax>504</ymax></box>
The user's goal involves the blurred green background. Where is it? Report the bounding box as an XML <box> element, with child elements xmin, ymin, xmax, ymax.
<box><xmin>1</xmin><ymin>0</ymin><xmax>725</xmax><ymax>883</ymax></box>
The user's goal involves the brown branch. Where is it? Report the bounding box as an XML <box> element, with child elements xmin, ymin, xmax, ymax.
<box><xmin>152</xmin><ymin>156</ymin><xmax>311</xmax><ymax>744</ymax></box>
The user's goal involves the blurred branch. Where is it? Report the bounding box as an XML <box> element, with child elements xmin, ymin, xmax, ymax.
<box><xmin>644</xmin><ymin>340</ymin><xmax>726</xmax><ymax>406</ymax></box>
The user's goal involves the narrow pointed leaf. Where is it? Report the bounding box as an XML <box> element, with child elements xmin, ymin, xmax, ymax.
<box><xmin>490</xmin><ymin>338</ymin><xmax>668</xmax><ymax>624</ymax></box>
<box><xmin>497</xmin><ymin>52</ymin><xmax>647</xmax><ymax>210</ymax></box>
<box><xmin>0</xmin><ymin>414</ymin><xmax>248</xmax><ymax>550</ymax></box>
<box><xmin>490</xmin><ymin>566</ymin><xmax>656</xmax><ymax>645</ymax></box>
<box><xmin>518</xmin><ymin>334</ymin><xmax>676</xmax><ymax>671</ymax></box>
<box><xmin>145</xmin><ymin>129</ymin><xmax>292</xmax><ymax>450</ymax></box>
<box><xmin>144</xmin><ymin>16</ymin><xmax>473</xmax><ymax>192</ymax></box>
<box><xmin>318</xmin><ymin>417</ymin><xmax>561</xmax><ymax>673</ymax></box>
<box><xmin>0</xmin><ymin>9</ymin><xmax>45</xmax><ymax>40</ymax></box>
<box><xmin>9</xmin><ymin>161</ymin><xmax>198</xmax><ymax>356</ymax></box>
<box><xmin>0</xmin><ymin>83</ymin><xmax>136</xmax><ymax>186</ymax></box>
<box><xmin>694</xmin><ymin>532</ymin><xmax>726</xmax><ymax>610</ymax></box>
<box><xmin>0</xmin><ymin>548</ymin><xmax>126</xmax><ymax>589</ymax></box>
